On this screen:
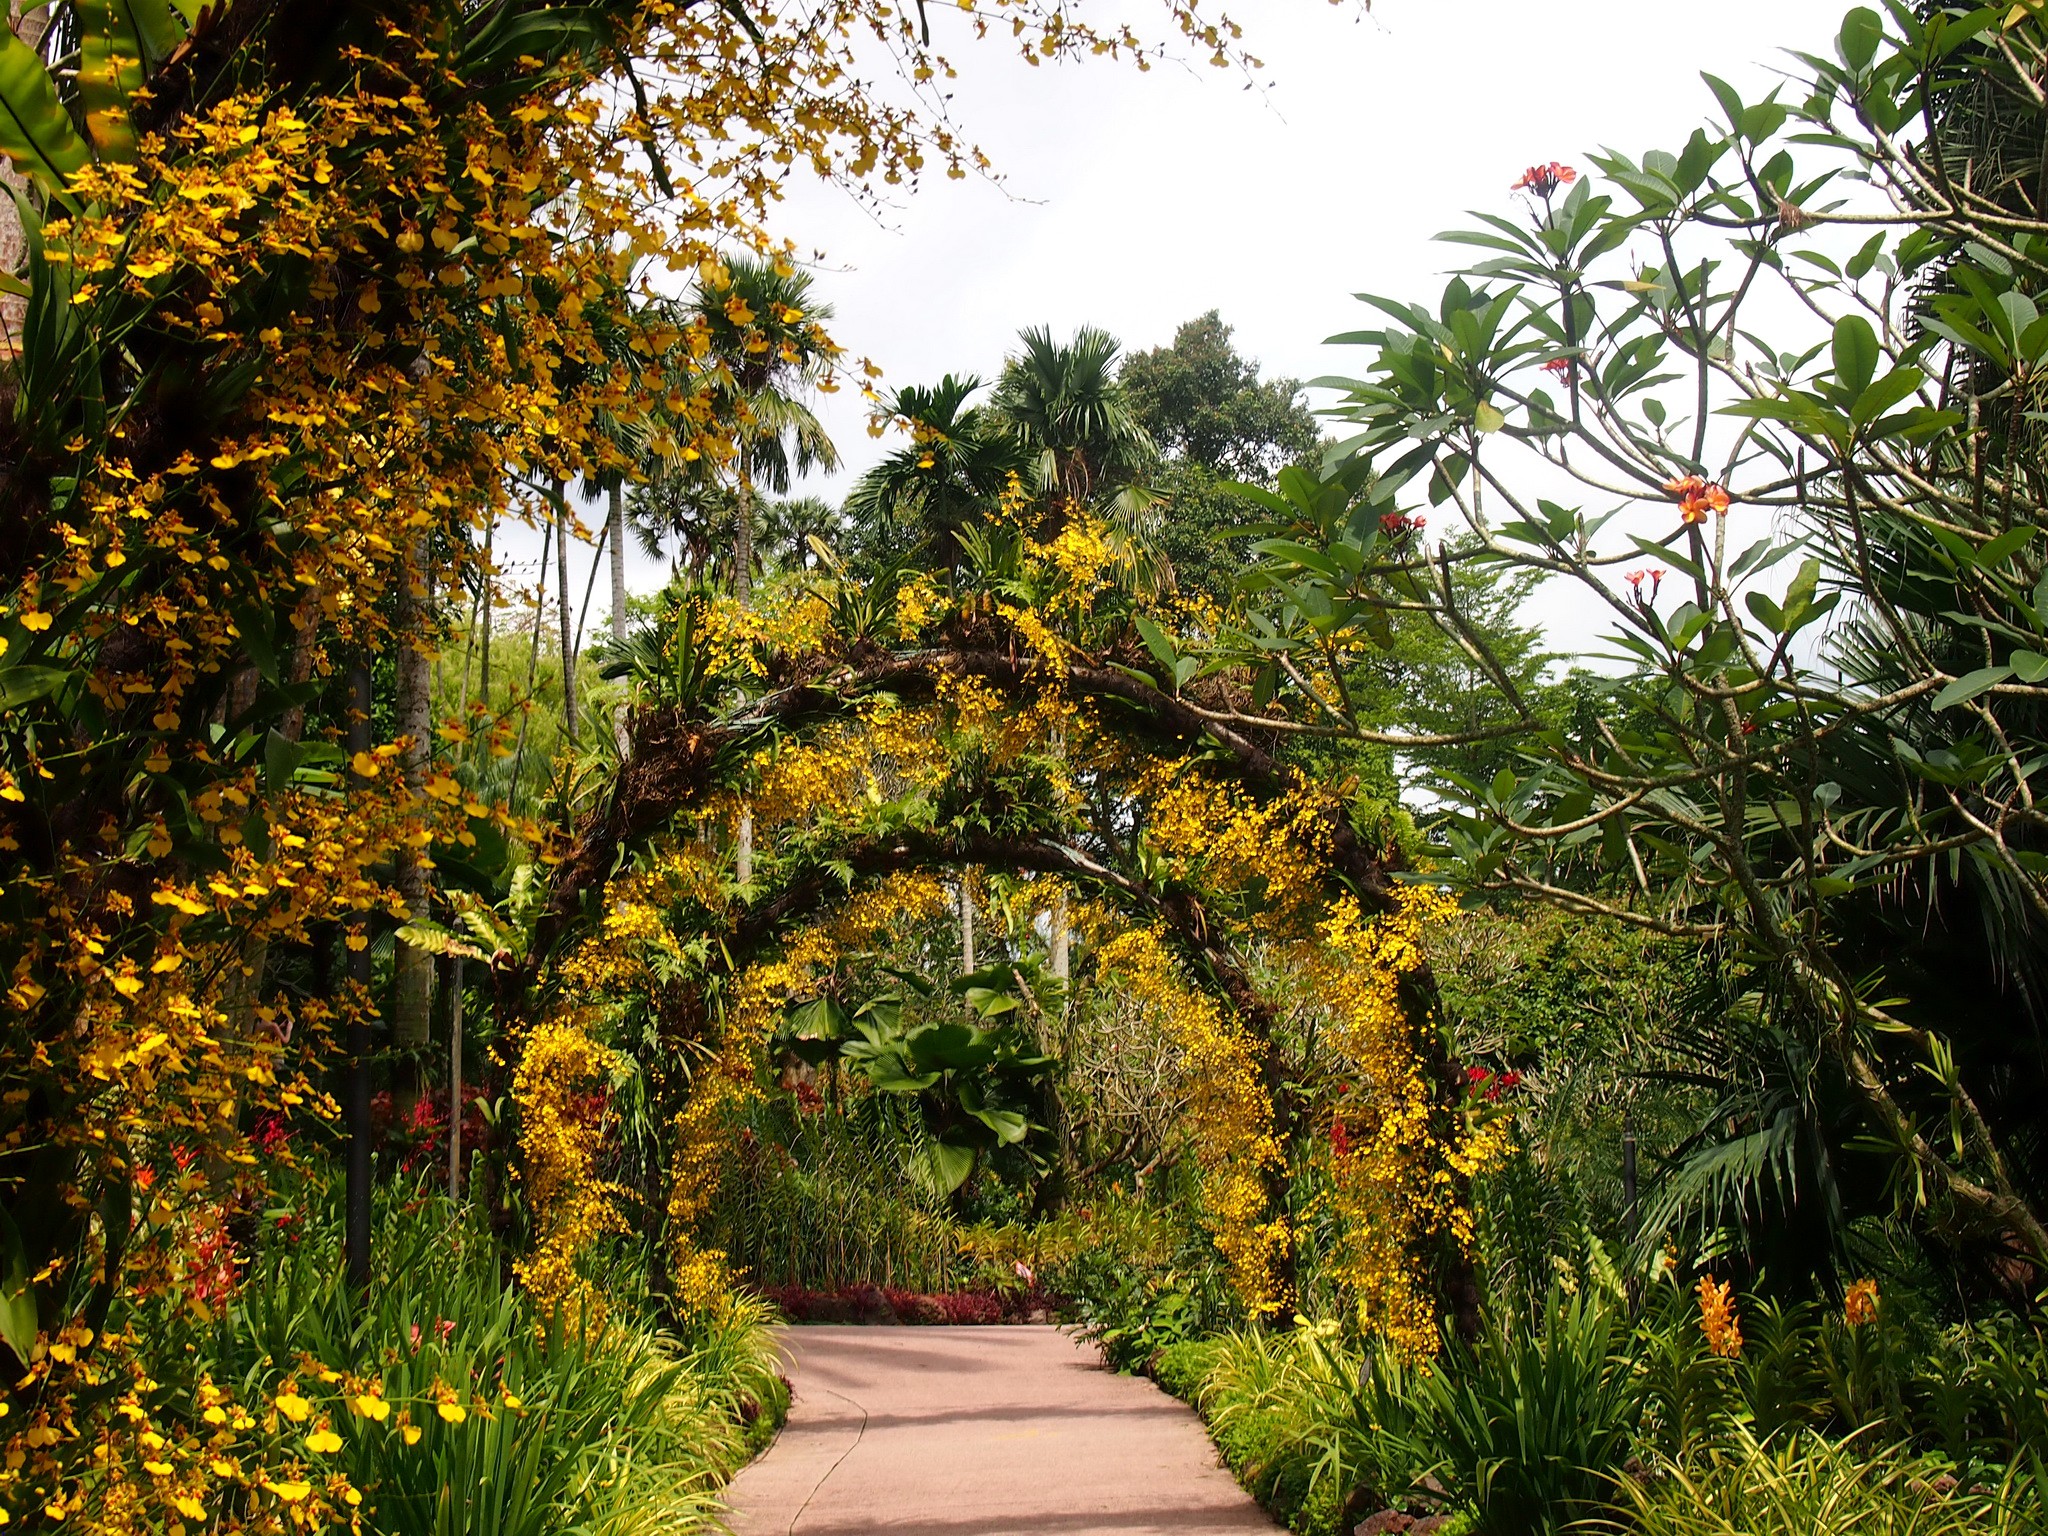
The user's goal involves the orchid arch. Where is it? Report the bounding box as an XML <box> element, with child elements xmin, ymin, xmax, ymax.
<box><xmin>507</xmin><ymin>503</ymin><xmax>1504</xmax><ymax>1356</ymax></box>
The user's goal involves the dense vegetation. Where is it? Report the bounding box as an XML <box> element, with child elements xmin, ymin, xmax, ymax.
<box><xmin>2</xmin><ymin>0</ymin><xmax>2046</xmax><ymax>1533</ymax></box>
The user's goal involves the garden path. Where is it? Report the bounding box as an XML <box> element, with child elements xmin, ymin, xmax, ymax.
<box><xmin>721</xmin><ymin>1324</ymin><xmax>1279</xmax><ymax>1536</ymax></box>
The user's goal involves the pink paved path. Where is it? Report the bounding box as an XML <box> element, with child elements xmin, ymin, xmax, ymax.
<box><xmin>722</xmin><ymin>1325</ymin><xmax>1279</xmax><ymax>1536</ymax></box>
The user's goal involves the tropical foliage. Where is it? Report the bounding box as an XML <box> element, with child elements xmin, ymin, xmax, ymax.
<box><xmin>3</xmin><ymin>0</ymin><xmax>2047</xmax><ymax>1533</ymax></box>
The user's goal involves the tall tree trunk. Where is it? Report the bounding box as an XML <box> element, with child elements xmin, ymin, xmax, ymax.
<box><xmin>0</xmin><ymin>7</ymin><xmax>48</xmax><ymax>357</ymax></box>
<box><xmin>479</xmin><ymin>517</ymin><xmax>494</xmax><ymax>704</ymax></box>
<box><xmin>448</xmin><ymin>954</ymin><xmax>465</xmax><ymax>1199</ymax></box>
<box><xmin>390</xmin><ymin>536</ymin><xmax>435</xmax><ymax>1108</ymax></box>
<box><xmin>553</xmin><ymin>480</ymin><xmax>577</xmax><ymax>744</ymax></box>
<box><xmin>608</xmin><ymin>480</ymin><xmax>630</xmax><ymax>757</ymax></box>
<box><xmin>959</xmin><ymin>880</ymin><xmax>976</xmax><ymax>974</ymax></box>
<box><xmin>732</xmin><ymin>449</ymin><xmax>754</xmax><ymax>605</ymax></box>
<box><xmin>506</xmin><ymin>519</ymin><xmax>552</xmax><ymax>810</ymax></box>
<box><xmin>732</xmin><ymin>453</ymin><xmax>755</xmax><ymax>876</ymax></box>
<box><xmin>1051</xmin><ymin>886</ymin><xmax>1070</xmax><ymax>983</ymax></box>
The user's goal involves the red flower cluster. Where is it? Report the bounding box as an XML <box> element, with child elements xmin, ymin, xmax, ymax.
<box><xmin>1541</xmin><ymin>356</ymin><xmax>1574</xmax><ymax>379</ymax></box>
<box><xmin>187</xmin><ymin>1214</ymin><xmax>240</xmax><ymax>1309</ymax></box>
<box><xmin>1663</xmin><ymin>474</ymin><xmax>1732</xmax><ymax>524</ymax></box>
<box><xmin>793</xmin><ymin>1080</ymin><xmax>825</xmax><ymax>1114</ymax></box>
<box><xmin>1465</xmin><ymin>1065</ymin><xmax>1523</xmax><ymax>1103</ymax></box>
<box><xmin>1624</xmin><ymin>567</ymin><xmax>1666</xmax><ymax>603</ymax></box>
<box><xmin>1331</xmin><ymin>1118</ymin><xmax>1351</xmax><ymax>1157</ymax></box>
<box><xmin>1380</xmin><ymin>511</ymin><xmax>1426</xmax><ymax>540</ymax></box>
<box><xmin>1513</xmin><ymin>162</ymin><xmax>1577</xmax><ymax>196</ymax></box>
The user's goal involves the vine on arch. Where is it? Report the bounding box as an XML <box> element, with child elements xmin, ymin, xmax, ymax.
<box><xmin>510</xmin><ymin>535</ymin><xmax>1507</xmax><ymax>1350</ymax></box>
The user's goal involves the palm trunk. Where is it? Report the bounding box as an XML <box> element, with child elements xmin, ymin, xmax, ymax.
<box><xmin>608</xmin><ymin>481</ymin><xmax>630</xmax><ymax>756</ymax></box>
<box><xmin>507</xmin><ymin>519</ymin><xmax>552</xmax><ymax>811</ymax></box>
<box><xmin>1051</xmin><ymin>886</ymin><xmax>1069</xmax><ymax>983</ymax></box>
<box><xmin>733</xmin><ymin>453</ymin><xmax>755</xmax><ymax>876</ymax></box>
<box><xmin>0</xmin><ymin>7</ymin><xmax>48</xmax><ymax>358</ymax></box>
<box><xmin>732</xmin><ymin>448</ymin><xmax>754</xmax><ymax>605</ymax></box>
<box><xmin>479</xmin><ymin>517</ymin><xmax>494</xmax><ymax>703</ymax></box>
<box><xmin>553</xmin><ymin>481</ymin><xmax>577</xmax><ymax>744</ymax></box>
<box><xmin>390</xmin><ymin>533</ymin><xmax>435</xmax><ymax>1106</ymax></box>
<box><xmin>959</xmin><ymin>880</ymin><xmax>976</xmax><ymax>974</ymax></box>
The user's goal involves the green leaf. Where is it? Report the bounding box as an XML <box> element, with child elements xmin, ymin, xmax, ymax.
<box><xmin>1977</xmin><ymin>526</ymin><xmax>2035</xmax><ymax>567</ymax></box>
<box><xmin>1837</xmin><ymin>7</ymin><xmax>1883</xmax><ymax>72</ymax></box>
<box><xmin>2010</xmin><ymin>650</ymin><xmax>2048</xmax><ymax>684</ymax></box>
<box><xmin>394</xmin><ymin>922</ymin><xmax>487</xmax><ymax>962</ymax></box>
<box><xmin>1132</xmin><ymin>615</ymin><xmax>1178</xmax><ymax>676</ymax></box>
<box><xmin>0</xmin><ymin>31</ymin><xmax>93</xmax><ymax>202</ymax></box>
<box><xmin>1832</xmin><ymin>315</ymin><xmax>1879</xmax><ymax>400</ymax></box>
<box><xmin>77</xmin><ymin>0</ymin><xmax>146</xmax><ymax>161</ymax></box>
<box><xmin>923</xmin><ymin>1140</ymin><xmax>976</xmax><ymax>1195</ymax></box>
<box><xmin>0</xmin><ymin>1206</ymin><xmax>34</xmax><ymax>1365</ymax></box>
<box><xmin>1852</xmin><ymin>366</ymin><xmax>1923</xmax><ymax>428</ymax></box>
<box><xmin>1931</xmin><ymin>665</ymin><xmax>2011</xmax><ymax>710</ymax></box>
<box><xmin>0</xmin><ymin>664</ymin><xmax>68</xmax><ymax>709</ymax></box>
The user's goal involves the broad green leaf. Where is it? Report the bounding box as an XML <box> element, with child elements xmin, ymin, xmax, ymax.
<box><xmin>1832</xmin><ymin>315</ymin><xmax>1879</xmax><ymax>399</ymax></box>
<box><xmin>2010</xmin><ymin>650</ymin><xmax>2048</xmax><ymax>683</ymax></box>
<box><xmin>0</xmin><ymin>32</ymin><xmax>92</xmax><ymax>201</ymax></box>
<box><xmin>1977</xmin><ymin>526</ymin><xmax>2035</xmax><ymax>567</ymax></box>
<box><xmin>77</xmin><ymin>0</ymin><xmax>146</xmax><ymax>160</ymax></box>
<box><xmin>1852</xmin><ymin>366</ymin><xmax>1923</xmax><ymax>428</ymax></box>
<box><xmin>1931</xmin><ymin>664</ymin><xmax>2011</xmax><ymax>710</ymax></box>
<box><xmin>0</xmin><ymin>1207</ymin><xmax>34</xmax><ymax>1365</ymax></box>
<box><xmin>0</xmin><ymin>664</ymin><xmax>68</xmax><ymax>710</ymax></box>
<box><xmin>925</xmin><ymin>1139</ymin><xmax>977</xmax><ymax>1194</ymax></box>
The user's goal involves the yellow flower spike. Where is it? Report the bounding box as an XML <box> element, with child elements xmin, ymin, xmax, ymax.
<box><xmin>306</xmin><ymin>1427</ymin><xmax>343</xmax><ymax>1454</ymax></box>
<box><xmin>273</xmin><ymin>1391</ymin><xmax>311</xmax><ymax>1423</ymax></box>
<box><xmin>352</xmin><ymin>1392</ymin><xmax>390</xmax><ymax>1422</ymax></box>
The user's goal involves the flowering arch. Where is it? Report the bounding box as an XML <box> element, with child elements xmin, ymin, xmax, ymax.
<box><xmin>515</xmin><ymin>531</ymin><xmax>1498</xmax><ymax>1350</ymax></box>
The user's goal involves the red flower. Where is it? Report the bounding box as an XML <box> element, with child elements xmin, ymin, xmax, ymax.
<box><xmin>1624</xmin><ymin>568</ymin><xmax>1665</xmax><ymax>604</ymax></box>
<box><xmin>1513</xmin><ymin>162</ymin><xmax>1578</xmax><ymax>197</ymax></box>
<box><xmin>1662</xmin><ymin>474</ymin><xmax>1732</xmax><ymax>524</ymax></box>
<box><xmin>1380</xmin><ymin>511</ymin><xmax>1427</xmax><ymax>540</ymax></box>
<box><xmin>1541</xmin><ymin>357</ymin><xmax>1574</xmax><ymax>378</ymax></box>
<box><xmin>1331</xmin><ymin>1119</ymin><xmax>1350</xmax><ymax>1157</ymax></box>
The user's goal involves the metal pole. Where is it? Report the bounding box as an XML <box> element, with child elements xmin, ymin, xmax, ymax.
<box><xmin>346</xmin><ymin>663</ymin><xmax>374</xmax><ymax>1296</ymax></box>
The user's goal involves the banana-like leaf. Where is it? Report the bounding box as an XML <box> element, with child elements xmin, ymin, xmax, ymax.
<box><xmin>0</xmin><ymin>1206</ymin><xmax>34</xmax><ymax>1365</ymax></box>
<box><xmin>121</xmin><ymin>0</ymin><xmax>190</xmax><ymax>68</ymax></box>
<box><xmin>79</xmin><ymin>0</ymin><xmax>185</xmax><ymax>158</ymax></box>
<box><xmin>0</xmin><ymin>31</ymin><xmax>91</xmax><ymax>201</ymax></box>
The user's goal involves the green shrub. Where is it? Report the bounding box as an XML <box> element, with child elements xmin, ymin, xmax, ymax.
<box><xmin>1406</xmin><ymin>1288</ymin><xmax>1638</xmax><ymax>1536</ymax></box>
<box><xmin>1604</xmin><ymin>1431</ymin><xmax>2044</xmax><ymax>1536</ymax></box>
<box><xmin>123</xmin><ymin>1177</ymin><xmax>782</xmax><ymax>1535</ymax></box>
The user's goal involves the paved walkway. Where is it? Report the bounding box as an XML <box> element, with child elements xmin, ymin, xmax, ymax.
<box><xmin>722</xmin><ymin>1325</ymin><xmax>1279</xmax><ymax>1536</ymax></box>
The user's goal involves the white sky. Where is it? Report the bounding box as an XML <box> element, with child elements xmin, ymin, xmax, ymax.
<box><xmin>534</xmin><ymin>0</ymin><xmax>1856</xmax><ymax>616</ymax></box>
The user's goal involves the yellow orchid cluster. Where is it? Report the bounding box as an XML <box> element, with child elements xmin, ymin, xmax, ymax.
<box><xmin>510</xmin><ymin>1017</ymin><xmax>628</xmax><ymax>1328</ymax></box>
<box><xmin>1304</xmin><ymin>888</ymin><xmax>1508</xmax><ymax>1359</ymax></box>
<box><xmin>1090</xmin><ymin>921</ymin><xmax>1291</xmax><ymax>1314</ymax></box>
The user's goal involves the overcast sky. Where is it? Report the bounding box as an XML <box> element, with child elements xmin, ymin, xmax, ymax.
<box><xmin>547</xmin><ymin>0</ymin><xmax>1855</xmax><ymax>606</ymax></box>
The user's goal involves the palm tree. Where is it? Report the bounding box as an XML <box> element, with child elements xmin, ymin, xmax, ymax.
<box><xmin>992</xmin><ymin>324</ymin><xmax>1159</xmax><ymax>523</ymax></box>
<box><xmin>684</xmin><ymin>257</ymin><xmax>842</xmax><ymax>603</ymax></box>
<box><xmin>755</xmin><ymin>494</ymin><xmax>849</xmax><ymax>576</ymax></box>
<box><xmin>627</xmin><ymin>461</ymin><xmax>739</xmax><ymax>577</ymax></box>
<box><xmin>844</xmin><ymin>374</ymin><xmax>1029</xmax><ymax>568</ymax></box>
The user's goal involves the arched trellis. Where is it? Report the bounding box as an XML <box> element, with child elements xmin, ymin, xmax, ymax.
<box><xmin>509</xmin><ymin>614</ymin><xmax>1485</xmax><ymax>1338</ymax></box>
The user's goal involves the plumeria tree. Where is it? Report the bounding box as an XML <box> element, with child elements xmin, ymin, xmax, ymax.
<box><xmin>1232</xmin><ymin>4</ymin><xmax>2048</xmax><ymax>1276</ymax></box>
